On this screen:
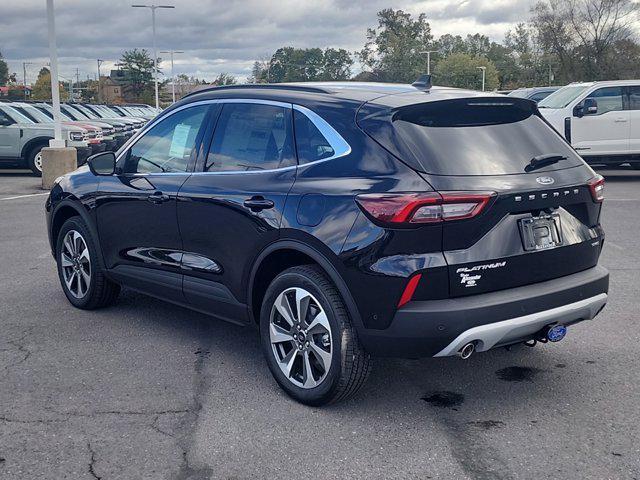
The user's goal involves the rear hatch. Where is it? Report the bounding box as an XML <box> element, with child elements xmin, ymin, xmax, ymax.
<box><xmin>358</xmin><ymin>93</ymin><xmax>604</xmax><ymax>298</ymax></box>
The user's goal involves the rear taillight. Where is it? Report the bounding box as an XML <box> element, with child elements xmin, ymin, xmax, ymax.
<box><xmin>355</xmin><ymin>191</ymin><xmax>495</xmax><ymax>225</ymax></box>
<box><xmin>588</xmin><ymin>175</ymin><xmax>605</xmax><ymax>203</ymax></box>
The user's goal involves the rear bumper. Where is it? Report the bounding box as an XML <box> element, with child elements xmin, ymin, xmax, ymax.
<box><xmin>103</xmin><ymin>139</ymin><xmax>118</xmax><ymax>151</ymax></box>
<box><xmin>359</xmin><ymin>265</ymin><xmax>609</xmax><ymax>358</ymax></box>
<box><xmin>90</xmin><ymin>142</ymin><xmax>106</xmax><ymax>154</ymax></box>
<box><xmin>75</xmin><ymin>146</ymin><xmax>92</xmax><ymax>165</ymax></box>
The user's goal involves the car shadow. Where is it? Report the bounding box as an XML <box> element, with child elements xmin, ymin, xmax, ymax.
<box><xmin>111</xmin><ymin>288</ymin><xmax>589</xmax><ymax>414</ymax></box>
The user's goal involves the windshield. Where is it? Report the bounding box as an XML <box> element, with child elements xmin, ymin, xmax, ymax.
<box><xmin>17</xmin><ymin>105</ymin><xmax>54</xmax><ymax>123</ymax></box>
<box><xmin>538</xmin><ymin>85</ymin><xmax>590</xmax><ymax>109</ymax></box>
<box><xmin>507</xmin><ymin>89</ymin><xmax>530</xmax><ymax>98</ymax></box>
<box><xmin>1</xmin><ymin>105</ymin><xmax>35</xmax><ymax>124</ymax></box>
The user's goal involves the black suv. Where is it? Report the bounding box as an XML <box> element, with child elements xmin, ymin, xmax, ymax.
<box><xmin>46</xmin><ymin>80</ymin><xmax>609</xmax><ymax>405</ymax></box>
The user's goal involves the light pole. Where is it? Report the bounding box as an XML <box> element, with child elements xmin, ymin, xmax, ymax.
<box><xmin>131</xmin><ymin>4</ymin><xmax>175</xmax><ymax>109</ymax></box>
<box><xmin>97</xmin><ymin>59</ymin><xmax>104</xmax><ymax>102</ymax></box>
<box><xmin>419</xmin><ymin>50</ymin><xmax>437</xmax><ymax>75</ymax></box>
<box><xmin>477</xmin><ymin>66</ymin><xmax>486</xmax><ymax>92</ymax></box>
<box><xmin>22</xmin><ymin>62</ymin><xmax>34</xmax><ymax>100</ymax></box>
<box><xmin>160</xmin><ymin>50</ymin><xmax>183</xmax><ymax>103</ymax></box>
<box><xmin>46</xmin><ymin>0</ymin><xmax>63</xmax><ymax>147</ymax></box>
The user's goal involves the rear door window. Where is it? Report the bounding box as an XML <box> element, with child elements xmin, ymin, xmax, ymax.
<box><xmin>205</xmin><ymin>103</ymin><xmax>295</xmax><ymax>172</ymax></box>
<box><xmin>628</xmin><ymin>86</ymin><xmax>640</xmax><ymax>110</ymax></box>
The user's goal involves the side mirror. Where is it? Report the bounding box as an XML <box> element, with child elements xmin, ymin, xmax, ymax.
<box><xmin>87</xmin><ymin>151</ymin><xmax>116</xmax><ymax>176</ymax></box>
<box><xmin>584</xmin><ymin>98</ymin><xmax>598</xmax><ymax>115</ymax></box>
<box><xmin>0</xmin><ymin>117</ymin><xmax>15</xmax><ymax>127</ymax></box>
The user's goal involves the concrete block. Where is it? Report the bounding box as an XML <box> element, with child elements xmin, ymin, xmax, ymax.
<box><xmin>41</xmin><ymin>147</ymin><xmax>77</xmax><ymax>190</ymax></box>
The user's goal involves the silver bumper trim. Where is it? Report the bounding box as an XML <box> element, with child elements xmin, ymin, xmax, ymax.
<box><xmin>434</xmin><ymin>293</ymin><xmax>608</xmax><ymax>357</ymax></box>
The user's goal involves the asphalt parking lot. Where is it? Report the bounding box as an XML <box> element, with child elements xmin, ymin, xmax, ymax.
<box><xmin>0</xmin><ymin>168</ymin><xmax>639</xmax><ymax>480</ymax></box>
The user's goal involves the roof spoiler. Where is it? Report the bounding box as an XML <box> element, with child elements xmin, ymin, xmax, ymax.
<box><xmin>411</xmin><ymin>74</ymin><xmax>432</xmax><ymax>91</ymax></box>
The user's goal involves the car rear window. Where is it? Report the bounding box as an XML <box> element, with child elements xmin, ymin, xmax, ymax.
<box><xmin>358</xmin><ymin>98</ymin><xmax>584</xmax><ymax>176</ymax></box>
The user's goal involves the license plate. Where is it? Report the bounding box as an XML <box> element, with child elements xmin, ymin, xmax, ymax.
<box><xmin>519</xmin><ymin>213</ymin><xmax>562</xmax><ymax>251</ymax></box>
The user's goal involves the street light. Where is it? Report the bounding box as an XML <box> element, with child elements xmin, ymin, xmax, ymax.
<box><xmin>131</xmin><ymin>4</ymin><xmax>175</xmax><ymax>109</ymax></box>
<box><xmin>97</xmin><ymin>59</ymin><xmax>104</xmax><ymax>102</ymax></box>
<box><xmin>476</xmin><ymin>66</ymin><xmax>486</xmax><ymax>92</ymax></box>
<box><xmin>419</xmin><ymin>50</ymin><xmax>437</xmax><ymax>75</ymax></box>
<box><xmin>46</xmin><ymin>0</ymin><xmax>63</xmax><ymax>147</ymax></box>
<box><xmin>22</xmin><ymin>62</ymin><xmax>34</xmax><ymax>100</ymax></box>
<box><xmin>160</xmin><ymin>50</ymin><xmax>183</xmax><ymax>103</ymax></box>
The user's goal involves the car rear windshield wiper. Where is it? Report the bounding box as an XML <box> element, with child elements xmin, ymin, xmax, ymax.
<box><xmin>525</xmin><ymin>153</ymin><xmax>567</xmax><ymax>172</ymax></box>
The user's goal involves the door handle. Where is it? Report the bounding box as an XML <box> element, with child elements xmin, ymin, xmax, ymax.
<box><xmin>614</xmin><ymin>118</ymin><xmax>628</xmax><ymax>123</ymax></box>
<box><xmin>243</xmin><ymin>196</ymin><xmax>274</xmax><ymax>211</ymax></box>
<box><xmin>147</xmin><ymin>191</ymin><xmax>170</xmax><ymax>204</ymax></box>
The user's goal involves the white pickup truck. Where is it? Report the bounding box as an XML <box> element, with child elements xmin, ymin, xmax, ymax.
<box><xmin>538</xmin><ymin>80</ymin><xmax>640</xmax><ymax>168</ymax></box>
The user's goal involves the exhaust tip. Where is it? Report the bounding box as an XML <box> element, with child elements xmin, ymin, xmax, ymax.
<box><xmin>458</xmin><ymin>342</ymin><xmax>475</xmax><ymax>359</ymax></box>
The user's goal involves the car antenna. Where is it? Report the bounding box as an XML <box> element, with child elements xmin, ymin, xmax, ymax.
<box><xmin>411</xmin><ymin>74</ymin><xmax>432</xmax><ymax>91</ymax></box>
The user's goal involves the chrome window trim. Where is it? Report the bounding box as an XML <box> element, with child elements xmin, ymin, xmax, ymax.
<box><xmin>116</xmin><ymin>98</ymin><xmax>352</xmax><ymax>176</ymax></box>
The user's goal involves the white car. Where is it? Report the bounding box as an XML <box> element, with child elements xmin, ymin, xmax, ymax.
<box><xmin>538</xmin><ymin>80</ymin><xmax>640</xmax><ymax>168</ymax></box>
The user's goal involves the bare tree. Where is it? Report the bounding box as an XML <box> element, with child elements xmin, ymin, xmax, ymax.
<box><xmin>532</xmin><ymin>0</ymin><xmax>640</xmax><ymax>81</ymax></box>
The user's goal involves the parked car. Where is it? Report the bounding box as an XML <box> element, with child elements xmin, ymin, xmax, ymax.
<box><xmin>508</xmin><ymin>86</ymin><xmax>560</xmax><ymax>103</ymax></box>
<box><xmin>33</xmin><ymin>103</ymin><xmax>119</xmax><ymax>152</ymax></box>
<box><xmin>0</xmin><ymin>103</ymin><xmax>91</xmax><ymax>175</ymax></box>
<box><xmin>55</xmin><ymin>104</ymin><xmax>130</xmax><ymax>149</ymax></box>
<box><xmin>46</xmin><ymin>81</ymin><xmax>609</xmax><ymax>405</ymax></box>
<box><xmin>538</xmin><ymin>80</ymin><xmax>640</xmax><ymax>168</ymax></box>
<box><xmin>10</xmin><ymin>102</ymin><xmax>106</xmax><ymax>155</ymax></box>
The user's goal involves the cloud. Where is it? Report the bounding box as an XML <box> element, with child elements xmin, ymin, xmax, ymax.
<box><xmin>1</xmin><ymin>0</ymin><xmax>535</xmax><ymax>83</ymax></box>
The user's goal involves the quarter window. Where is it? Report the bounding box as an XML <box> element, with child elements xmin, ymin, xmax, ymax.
<box><xmin>122</xmin><ymin>105</ymin><xmax>208</xmax><ymax>174</ymax></box>
<box><xmin>205</xmin><ymin>103</ymin><xmax>295</xmax><ymax>172</ymax></box>
<box><xmin>584</xmin><ymin>87</ymin><xmax>623</xmax><ymax>114</ymax></box>
<box><xmin>293</xmin><ymin>110</ymin><xmax>335</xmax><ymax>164</ymax></box>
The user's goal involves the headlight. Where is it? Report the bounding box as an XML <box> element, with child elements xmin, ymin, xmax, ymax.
<box><xmin>68</xmin><ymin>131</ymin><xmax>84</xmax><ymax>141</ymax></box>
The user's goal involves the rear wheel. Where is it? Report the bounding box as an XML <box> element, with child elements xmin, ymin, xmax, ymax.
<box><xmin>27</xmin><ymin>144</ymin><xmax>46</xmax><ymax>176</ymax></box>
<box><xmin>55</xmin><ymin>217</ymin><xmax>120</xmax><ymax>309</ymax></box>
<box><xmin>260</xmin><ymin>265</ymin><xmax>371</xmax><ymax>406</ymax></box>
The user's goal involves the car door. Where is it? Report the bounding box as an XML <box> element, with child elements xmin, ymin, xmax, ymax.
<box><xmin>95</xmin><ymin>104</ymin><xmax>211</xmax><ymax>303</ymax></box>
<box><xmin>0</xmin><ymin>109</ymin><xmax>20</xmax><ymax>158</ymax></box>
<box><xmin>572</xmin><ymin>86</ymin><xmax>629</xmax><ymax>156</ymax></box>
<box><xmin>627</xmin><ymin>85</ymin><xmax>640</xmax><ymax>153</ymax></box>
<box><xmin>177</xmin><ymin>100</ymin><xmax>297</xmax><ymax>324</ymax></box>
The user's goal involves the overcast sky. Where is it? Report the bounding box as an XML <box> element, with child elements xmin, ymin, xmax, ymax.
<box><xmin>0</xmin><ymin>0</ymin><xmax>535</xmax><ymax>84</ymax></box>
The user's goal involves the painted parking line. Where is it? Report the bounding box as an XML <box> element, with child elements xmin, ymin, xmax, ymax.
<box><xmin>0</xmin><ymin>192</ymin><xmax>49</xmax><ymax>201</ymax></box>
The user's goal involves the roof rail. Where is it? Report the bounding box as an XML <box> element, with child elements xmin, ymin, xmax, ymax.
<box><xmin>411</xmin><ymin>74</ymin><xmax>432</xmax><ymax>91</ymax></box>
<box><xmin>182</xmin><ymin>83</ymin><xmax>332</xmax><ymax>99</ymax></box>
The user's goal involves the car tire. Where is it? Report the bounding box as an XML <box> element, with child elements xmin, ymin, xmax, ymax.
<box><xmin>55</xmin><ymin>217</ymin><xmax>120</xmax><ymax>309</ymax></box>
<box><xmin>27</xmin><ymin>143</ymin><xmax>47</xmax><ymax>176</ymax></box>
<box><xmin>260</xmin><ymin>265</ymin><xmax>371</xmax><ymax>406</ymax></box>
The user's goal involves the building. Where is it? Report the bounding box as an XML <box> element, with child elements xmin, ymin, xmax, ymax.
<box><xmin>0</xmin><ymin>85</ymin><xmax>32</xmax><ymax>98</ymax></box>
<box><xmin>98</xmin><ymin>77</ymin><xmax>123</xmax><ymax>104</ymax></box>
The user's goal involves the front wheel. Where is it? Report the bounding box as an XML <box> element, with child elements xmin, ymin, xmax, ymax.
<box><xmin>260</xmin><ymin>265</ymin><xmax>371</xmax><ymax>406</ymax></box>
<box><xmin>55</xmin><ymin>217</ymin><xmax>120</xmax><ymax>309</ymax></box>
<box><xmin>27</xmin><ymin>144</ymin><xmax>46</xmax><ymax>176</ymax></box>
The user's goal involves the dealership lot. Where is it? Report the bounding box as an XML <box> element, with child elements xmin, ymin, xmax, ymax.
<box><xmin>0</xmin><ymin>169</ymin><xmax>638</xmax><ymax>479</ymax></box>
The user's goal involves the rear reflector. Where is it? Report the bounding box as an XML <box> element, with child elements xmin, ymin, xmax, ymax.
<box><xmin>356</xmin><ymin>191</ymin><xmax>495</xmax><ymax>225</ymax></box>
<box><xmin>588</xmin><ymin>175</ymin><xmax>605</xmax><ymax>203</ymax></box>
<box><xmin>398</xmin><ymin>273</ymin><xmax>422</xmax><ymax>307</ymax></box>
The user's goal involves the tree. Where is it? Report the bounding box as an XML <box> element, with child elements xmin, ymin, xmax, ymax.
<box><xmin>531</xmin><ymin>0</ymin><xmax>640</xmax><ymax>81</ymax></box>
<box><xmin>0</xmin><ymin>51</ymin><xmax>9</xmax><ymax>86</ymax></box>
<box><xmin>253</xmin><ymin>47</ymin><xmax>353</xmax><ymax>83</ymax></box>
<box><xmin>434</xmin><ymin>53</ymin><xmax>499</xmax><ymax>91</ymax></box>
<box><xmin>212</xmin><ymin>73</ymin><xmax>237</xmax><ymax>86</ymax></box>
<box><xmin>118</xmin><ymin>48</ymin><xmax>161</xmax><ymax>101</ymax></box>
<box><xmin>30</xmin><ymin>67</ymin><xmax>69</xmax><ymax>101</ymax></box>
<box><xmin>359</xmin><ymin>8</ymin><xmax>434</xmax><ymax>82</ymax></box>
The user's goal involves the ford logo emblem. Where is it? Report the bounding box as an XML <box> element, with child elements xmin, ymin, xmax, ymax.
<box><xmin>536</xmin><ymin>176</ymin><xmax>555</xmax><ymax>185</ymax></box>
